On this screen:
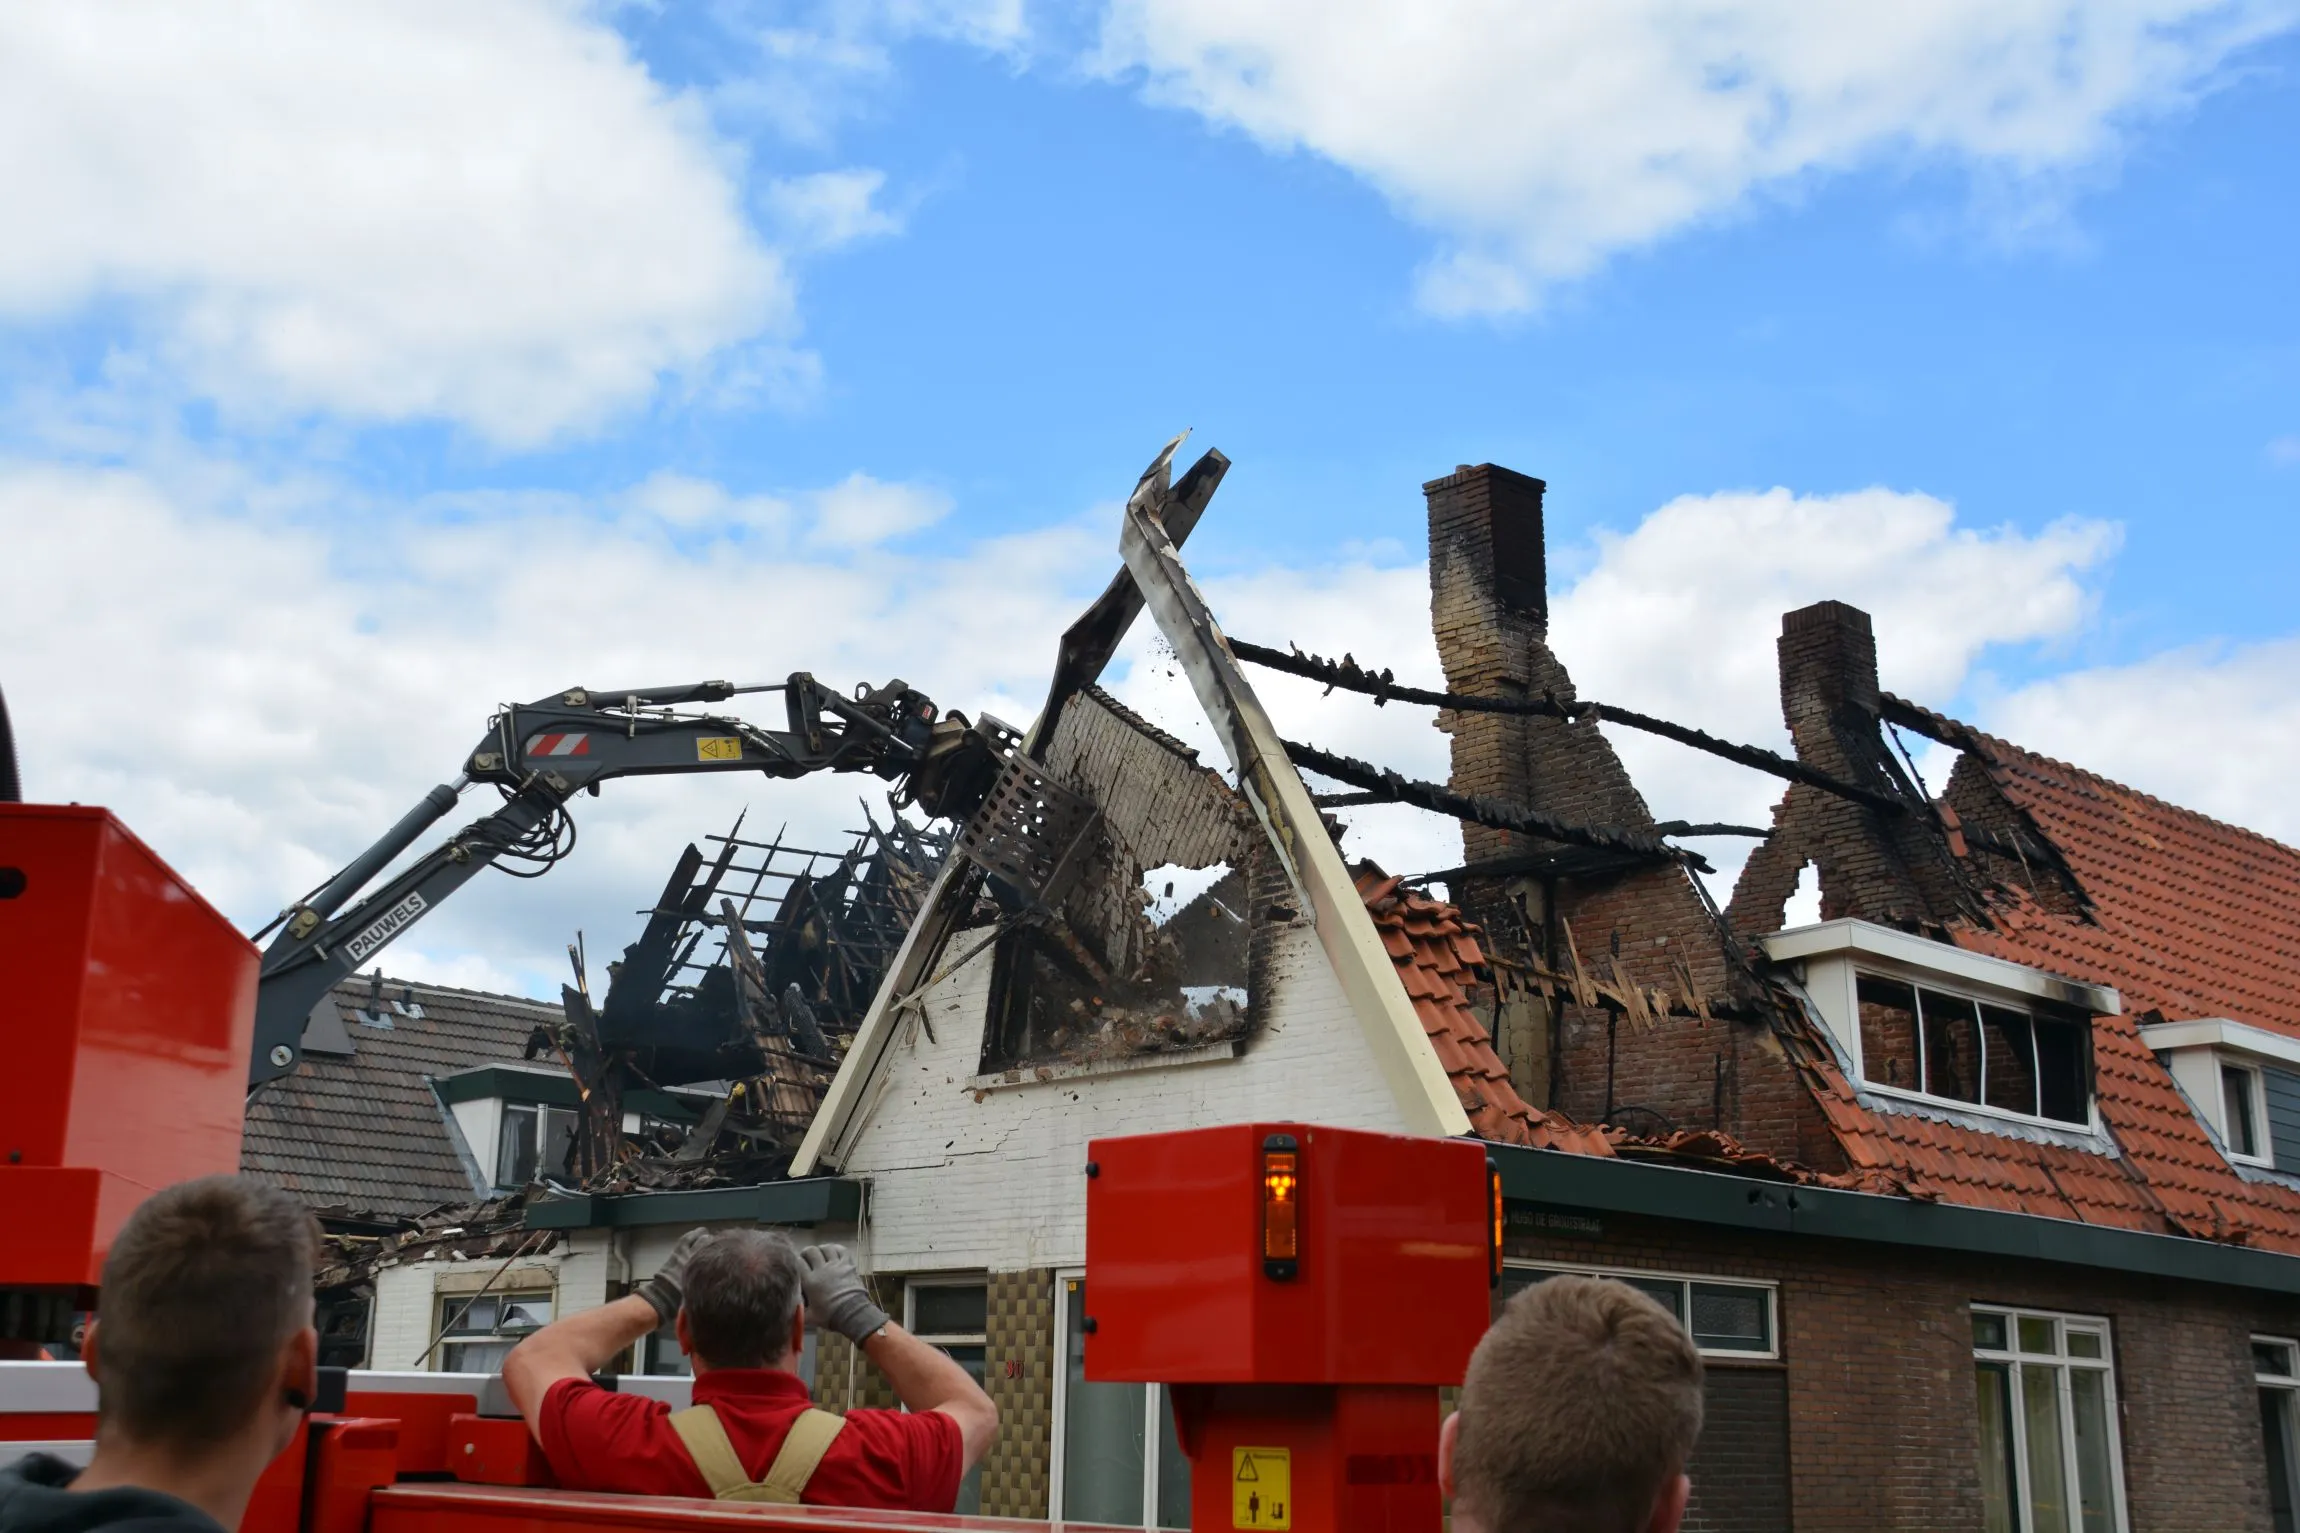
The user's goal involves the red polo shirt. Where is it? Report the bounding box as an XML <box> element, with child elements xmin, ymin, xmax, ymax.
<box><xmin>538</xmin><ymin>1369</ymin><xmax>963</xmax><ymax>1511</ymax></box>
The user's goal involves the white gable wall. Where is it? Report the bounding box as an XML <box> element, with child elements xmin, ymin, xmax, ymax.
<box><xmin>839</xmin><ymin>917</ymin><xmax>1412</xmax><ymax>1275</ymax></box>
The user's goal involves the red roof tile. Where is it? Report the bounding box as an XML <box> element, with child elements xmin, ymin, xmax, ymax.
<box><xmin>1355</xmin><ymin>867</ymin><xmax>1616</xmax><ymax>1156</ymax></box>
<box><xmin>1918</xmin><ymin>705</ymin><xmax>2300</xmax><ymax>1040</ymax></box>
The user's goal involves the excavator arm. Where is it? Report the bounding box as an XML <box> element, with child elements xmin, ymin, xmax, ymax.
<box><xmin>247</xmin><ymin>672</ymin><xmax>1010</xmax><ymax>1090</ymax></box>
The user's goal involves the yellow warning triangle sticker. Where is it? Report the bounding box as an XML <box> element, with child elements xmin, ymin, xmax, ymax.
<box><xmin>1235</xmin><ymin>1457</ymin><xmax>1259</xmax><ymax>1482</ymax></box>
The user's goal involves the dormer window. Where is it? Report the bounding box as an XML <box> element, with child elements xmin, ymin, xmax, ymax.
<box><xmin>1762</xmin><ymin>920</ymin><xmax>2120</xmax><ymax>1136</ymax></box>
<box><xmin>1853</xmin><ymin>976</ymin><xmax>2091</xmax><ymax>1125</ymax></box>
<box><xmin>2140</xmin><ymin>1019</ymin><xmax>2295</xmax><ymax>1172</ymax></box>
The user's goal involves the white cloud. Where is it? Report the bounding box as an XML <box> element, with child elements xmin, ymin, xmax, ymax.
<box><xmin>1978</xmin><ymin>638</ymin><xmax>2300</xmax><ymax>848</ymax></box>
<box><xmin>0</xmin><ymin>456</ymin><xmax>1100</xmax><ymax>997</ymax></box>
<box><xmin>765</xmin><ymin>169</ymin><xmax>908</xmax><ymax>252</ymax></box>
<box><xmin>806</xmin><ymin>472</ymin><xmax>953</xmax><ymax>546</ymax></box>
<box><xmin>0</xmin><ymin>3</ymin><xmax>790</xmax><ymax>444</ymax></box>
<box><xmin>1094</xmin><ymin>0</ymin><xmax>2300</xmax><ymax>312</ymax></box>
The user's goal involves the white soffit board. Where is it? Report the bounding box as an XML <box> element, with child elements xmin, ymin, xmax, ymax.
<box><xmin>1761</xmin><ymin>919</ymin><xmax>2120</xmax><ymax>1015</ymax></box>
<box><xmin>2138</xmin><ymin>1018</ymin><xmax>2300</xmax><ymax>1070</ymax></box>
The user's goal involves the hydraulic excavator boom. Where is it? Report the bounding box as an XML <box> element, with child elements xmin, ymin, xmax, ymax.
<box><xmin>247</xmin><ymin>673</ymin><xmax>1012</xmax><ymax>1091</ymax></box>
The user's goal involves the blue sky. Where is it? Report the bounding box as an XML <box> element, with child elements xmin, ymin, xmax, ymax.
<box><xmin>4</xmin><ymin>2</ymin><xmax>2296</xmax><ymax>995</ymax></box>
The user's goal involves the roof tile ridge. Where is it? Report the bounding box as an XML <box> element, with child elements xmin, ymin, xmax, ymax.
<box><xmin>1914</xmin><ymin>703</ymin><xmax>2300</xmax><ymax>863</ymax></box>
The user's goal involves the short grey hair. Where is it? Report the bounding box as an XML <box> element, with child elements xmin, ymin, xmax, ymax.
<box><xmin>680</xmin><ymin>1230</ymin><xmax>804</xmax><ymax>1368</ymax></box>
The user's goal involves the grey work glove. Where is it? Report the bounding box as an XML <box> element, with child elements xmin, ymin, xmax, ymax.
<box><xmin>635</xmin><ymin>1227</ymin><xmax>715</xmax><ymax>1325</ymax></box>
<box><xmin>798</xmin><ymin>1243</ymin><xmax>890</xmax><ymax>1345</ymax></box>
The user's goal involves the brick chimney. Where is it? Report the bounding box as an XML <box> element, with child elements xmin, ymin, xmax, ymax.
<box><xmin>1426</xmin><ymin>465</ymin><xmax>1550</xmax><ymax>868</ymax></box>
<box><xmin>1777</xmin><ymin>600</ymin><xmax>1881</xmax><ymax>770</ymax></box>
<box><xmin>1728</xmin><ymin>600</ymin><xmax>1975</xmax><ymax>932</ymax></box>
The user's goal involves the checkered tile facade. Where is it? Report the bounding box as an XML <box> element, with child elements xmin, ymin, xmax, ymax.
<box><xmin>980</xmin><ymin>1268</ymin><xmax>1057</xmax><ymax>1517</ymax></box>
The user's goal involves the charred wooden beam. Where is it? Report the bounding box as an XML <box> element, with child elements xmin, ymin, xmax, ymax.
<box><xmin>1281</xmin><ymin>739</ymin><xmax>1708</xmax><ymax>873</ymax></box>
<box><xmin>1235</xmin><ymin>638</ymin><xmax>1909</xmax><ymax>817</ymax></box>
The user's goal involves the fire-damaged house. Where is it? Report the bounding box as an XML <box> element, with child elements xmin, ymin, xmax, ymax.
<box><xmin>266</xmin><ymin>442</ymin><xmax>2300</xmax><ymax>1533</ymax></box>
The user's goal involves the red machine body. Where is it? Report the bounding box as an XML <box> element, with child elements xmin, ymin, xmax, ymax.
<box><xmin>0</xmin><ymin>805</ymin><xmax>257</xmax><ymax>1293</ymax></box>
<box><xmin>1085</xmin><ymin>1123</ymin><xmax>1494</xmax><ymax>1533</ymax></box>
<box><xmin>1</xmin><ymin>802</ymin><xmax>1494</xmax><ymax>1532</ymax></box>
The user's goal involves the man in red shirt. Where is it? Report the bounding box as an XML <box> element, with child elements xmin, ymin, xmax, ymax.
<box><xmin>503</xmin><ymin>1231</ymin><xmax>996</xmax><ymax>1510</ymax></box>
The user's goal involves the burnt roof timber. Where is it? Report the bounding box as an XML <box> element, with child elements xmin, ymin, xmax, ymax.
<box><xmin>1234</xmin><ymin>638</ymin><xmax>1909</xmax><ymax>817</ymax></box>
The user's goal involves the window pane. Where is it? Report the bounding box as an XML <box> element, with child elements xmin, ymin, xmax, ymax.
<box><xmin>1920</xmin><ymin>991</ymin><xmax>1984</xmax><ymax>1103</ymax></box>
<box><xmin>448</xmin><ymin>1296</ymin><xmax>499</xmax><ymax>1333</ymax></box>
<box><xmin>2261</xmin><ymin>1387</ymin><xmax>2299</xmax><ymax>1533</ymax></box>
<box><xmin>1981</xmin><ymin>1006</ymin><xmax>2039</xmax><ymax>1116</ymax></box>
<box><xmin>2069</xmin><ymin>1368</ymin><xmax>2118</xmax><ymax>1533</ymax></box>
<box><xmin>1858</xmin><ymin>976</ymin><xmax>1920</xmax><ymax>1090</ymax></box>
<box><xmin>2019</xmin><ymin>1317</ymin><xmax>2058</xmax><ymax>1355</ymax></box>
<box><xmin>1689</xmin><ymin>1284</ymin><xmax>1771</xmax><ymax>1352</ymax></box>
<box><xmin>1977</xmin><ymin>1362</ymin><xmax>2020</xmax><ymax>1533</ymax></box>
<box><xmin>2022</xmin><ymin>1363</ymin><xmax>2072</xmax><ymax>1533</ymax></box>
<box><xmin>942</xmin><ymin>1344</ymin><xmax>988</xmax><ymax>1515</ymax></box>
<box><xmin>1501</xmin><ymin>1267</ymin><xmax>1551</xmax><ymax>1300</ymax></box>
<box><xmin>2065</xmin><ymin>1330</ymin><xmax>2102</xmax><ymax>1361</ymax></box>
<box><xmin>541</xmin><ymin>1106</ymin><xmax>581</xmax><ymax>1178</ymax></box>
<box><xmin>1154</xmin><ymin>1385</ymin><xmax>1193</xmax><ymax>1529</ymax></box>
<box><xmin>2035</xmin><ymin>1015</ymin><xmax>2092</xmax><ymax>1124</ymax></box>
<box><xmin>500</xmin><ymin>1298</ymin><xmax>553</xmax><ymax>1332</ymax></box>
<box><xmin>2225</xmin><ymin>1066</ymin><xmax>2261</xmax><ymax>1158</ymax></box>
<box><xmin>1623</xmin><ymin>1277</ymin><xmax>1684</xmax><ymax>1323</ymax></box>
<box><xmin>1974</xmin><ymin>1311</ymin><xmax>2009</xmax><ymax>1351</ymax></box>
<box><xmin>496</xmin><ymin>1106</ymin><xmax>538</xmax><ymax>1188</ymax></box>
<box><xmin>440</xmin><ymin>1339</ymin><xmax>514</xmax><ymax>1374</ymax></box>
<box><xmin>644</xmin><ymin>1319</ymin><xmax>691</xmax><ymax>1377</ymax></box>
<box><xmin>1062</xmin><ymin>1281</ymin><xmax>1145</xmax><ymax>1525</ymax></box>
<box><xmin>2258</xmin><ymin>1341</ymin><xmax>2297</xmax><ymax>1379</ymax></box>
<box><xmin>913</xmin><ymin>1284</ymin><xmax>989</xmax><ymax>1338</ymax></box>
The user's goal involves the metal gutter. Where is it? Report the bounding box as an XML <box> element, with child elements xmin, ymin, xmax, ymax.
<box><xmin>523</xmin><ymin>1176</ymin><xmax>865</xmax><ymax>1231</ymax></box>
<box><xmin>1490</xmin><ymin>1143</ymin><xmax>2300</xmax><ymax>1295</ymax></box>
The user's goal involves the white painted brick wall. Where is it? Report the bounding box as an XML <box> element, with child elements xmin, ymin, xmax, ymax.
<box><xmin>840</xmin><ymin>919</ymin><xmax>1412</xmax><ymax>1275</ymax></box>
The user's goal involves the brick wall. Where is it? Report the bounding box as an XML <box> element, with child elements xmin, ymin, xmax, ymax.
<box><xmin>1424</xmin><ymin>464</ymin><xmax>1842</xmax><ymax>1166</ymax></box>
<box><xmin>1504</xmin><ymin>1212</ymin><xmax>2300</xmax><ymax>1531</ymax></box>
<box><xmin>1726</xmin><ymin>601</ymin><xmax>1974</xmax><ymax>935</ymax></box>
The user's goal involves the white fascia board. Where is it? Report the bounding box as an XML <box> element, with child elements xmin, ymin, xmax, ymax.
<box><xmin>2138</xmin><ymin>1018</ymin><xmax>2300</xmax><ymax>1071</ymax></box>
<box><xmin>1118</xmin><ymin>485</ymin><xmax>1470</xmax><ymax>1140</ymax></box>
<box><xmin>1760</xmin><ymin>919</ymin><xmax>2119</xmax><ymax>1015</ymax></box>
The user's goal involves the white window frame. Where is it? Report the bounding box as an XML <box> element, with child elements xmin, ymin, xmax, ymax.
<box><xmin>432</xmin><ymin>1288</ymin><xmax>555</xmax><ymax>1374</ymax></box>
<box><xmin>1853</xmin><ymin>972</ymin><xmax>2099</xmax><ymax>1134</ymax></box>
<box><xmin>904</xmin><ymin>1278</ymin><xmax>989</xmax><ymax>1517</ymax></box>
<box><xmin>1970</xmin><ymin>1304</ymin><xmax>2130</xmax><ymax>1533</ymax></box>
<box><xmin>1049</xmin><ymin>1268</ymin><xmax>1189</xmax><ymax>1530</ymax></box>
<box><xmin>2256</xmin><ymin>1335</ymin><xmax>2300</xmax><ymax>1524</ymax></box>
<box><xmin>2221</xmin><ymin>1060</ymin><xmax>2273</xmax><ymax>1167</ymax></box>
<box><xmin>1503</xmin><ymin>1260</ymin><xmax>1780</xmax><ymax>1360</ymax></box>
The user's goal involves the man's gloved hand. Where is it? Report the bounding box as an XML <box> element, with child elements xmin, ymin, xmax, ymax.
<box><xmin>635</xmin><ymin>1227</ymin><xmax>715</xmax><ymax>1325</ymax></box>
<box><xmin>798</xmin><ymin>1244</ymin><xmax>890</xmax><ymax>1345</ymax></box>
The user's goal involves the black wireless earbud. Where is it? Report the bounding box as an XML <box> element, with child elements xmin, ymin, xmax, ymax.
<box><xmin>283</xmin><ymin>1386</ymin><xmax>311</xmax><ymax>1411</ymax></box>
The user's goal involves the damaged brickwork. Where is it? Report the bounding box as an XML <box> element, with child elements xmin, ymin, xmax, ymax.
<box><xmin>1424</xmin><ymin>465</ymin><xmax>1841</xmax><ymax>1168</ymax></box>
<box><xmin>977</xmin><ymin>686</ymin><xmax>1264</xmax><ymax>1072</ymax></box>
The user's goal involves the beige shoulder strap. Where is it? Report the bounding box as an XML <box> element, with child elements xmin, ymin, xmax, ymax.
<box><xmin>668</xmin><ymin>1405</ymin><xmax>754</xmax><ymax>1498</ymax></box>
<box><xmin>758</xmin><ymin>1409</ymin><xmax>847</xmax><ymax>1502</ymax></box>
<box><xmin>667</xmin><ymin>1402</ymin><xmax>848</xmax><ymax>1505</ymax></box>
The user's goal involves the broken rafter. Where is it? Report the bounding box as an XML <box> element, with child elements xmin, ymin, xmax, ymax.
<box><xmin>1233</xmin><ymin>638</ymin><xmax>1909</xmax><ymax>817</ymax></box>
<box><xmin>1281</xmin><ymin>739</ymin><xmax>1712</xmax><ymax>873</ymax></box>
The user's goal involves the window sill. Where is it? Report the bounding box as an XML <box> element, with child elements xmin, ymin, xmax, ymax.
<box><xmin>1857</xmin><ymin>1083</ymin><xmax>2110</xmax><ymax>1148</ymax></box>
<box><xmin>969</xmin><ymin>1040</ymin><xmax>1243</xmax><ymax>1092</ymax></box>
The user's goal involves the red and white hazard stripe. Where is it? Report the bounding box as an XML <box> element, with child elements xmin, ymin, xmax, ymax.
<box><xmin>525</xmin><ymin>733</ymin><xmax>593</xmax><ymax>757</ymax></box>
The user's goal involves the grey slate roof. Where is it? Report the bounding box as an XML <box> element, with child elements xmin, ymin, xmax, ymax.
<box><xmin>240</xmin><ymin>975</ymin><xmax>563</xmax><ymax>1221</ymax></box>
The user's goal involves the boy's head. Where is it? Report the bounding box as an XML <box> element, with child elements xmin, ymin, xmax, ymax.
<box><xmin>1443</xmin><ymin>1275</ymin><xmax>1705</xmax><ymax>1533</ymax></box>
<box><xmin>87</xmin><ymin>1175</ymin><xmax>320</xmax><ymax>1453</ymax></box>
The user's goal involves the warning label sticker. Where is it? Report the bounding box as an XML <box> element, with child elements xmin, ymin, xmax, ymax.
<box><xmin>695</xmin><ymin>736</ymin><xmax>743</xmax><ymax>761</ymax></box>
<box><xmin>1231</xmin><ymin>1447</ymin><xmax>1290</xmax><ymax>1530</ymax></box>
